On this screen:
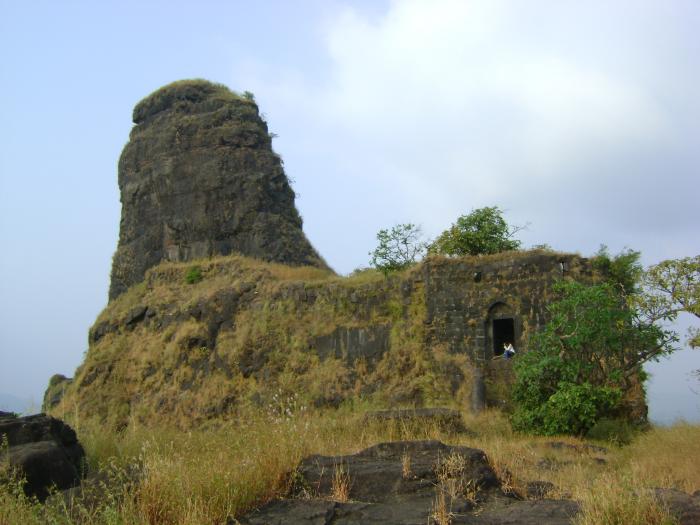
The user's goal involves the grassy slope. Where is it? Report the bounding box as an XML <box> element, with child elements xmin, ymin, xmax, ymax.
<box><xmin>58</xmin><ymin>249</ymin><xmax>588</xmax><ymax>430</ymax></box>
<box><xmin>2</xmin><ymin>407</ymin><xmax>698</xmax><ymax>524</ymax></box>
<box><xmin>54</xmin><ymin>254</ymin><xmax>479</xmax><ymax>429</ymax></box>
<box><xmin>15</xmin><ymin>251</ymin><xmax>689</xmax><ymax>523</ymax></box>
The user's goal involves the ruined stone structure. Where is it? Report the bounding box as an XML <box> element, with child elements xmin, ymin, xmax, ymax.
<box><xmin>47</xmin><ymin>79</ymin><xmax>639</xmax><ymax>428</ymax></box>
<box><xmin>422</xmin><ymin>254</ymin><xmax>595</xmax><ymax>410</ymax></box>
<box><xmin>109</xmin><ymin>80</ymin><xmax>328</xmax><ymax>300</ymax></box>
<box><xmin>51</xmin><ymin>250</ymin><xmax>598</xmax><ymax>427</ymax></box>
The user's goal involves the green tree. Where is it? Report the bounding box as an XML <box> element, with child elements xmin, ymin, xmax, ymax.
<box><xmin>512</xmin><ymin>279</ymin><xmax>677</xmax><ymax>436</ymax></box>
<box><xmin>592</xmin><ymin>245</ymin><xmax>643</xmax><ymax>295</ymax></box>
<box><xmin>369</xmin><ymin>223</ymin><xmax>427</xmax><ymax>276</ymax></box>
<box><xmin>429</xmin><ymin>206</ymin><xmax>524</xmax><ymax>256</ymax></box>
<box><xmin>637</xmin><ymin>256</ymin><xmax>700</xmax><ymax>347</ymax></box>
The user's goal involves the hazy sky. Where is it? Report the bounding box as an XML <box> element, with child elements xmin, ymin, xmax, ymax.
<box><xmin>1</xmin><ymin>0</ymin><xmax>698</xmax><ymax>422</ymax></box>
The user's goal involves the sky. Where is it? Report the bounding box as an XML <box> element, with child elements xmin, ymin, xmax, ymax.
<box><xmin>0</xmin><ymin>0</ymin><xmax>698</xmax><ymax>423</ymax></box>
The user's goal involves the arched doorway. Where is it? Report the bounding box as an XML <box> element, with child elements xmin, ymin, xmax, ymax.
<box><xmin>486</xmin><ymin>302</ymin><xmax>517</xmax><ymax>357</ymax></box>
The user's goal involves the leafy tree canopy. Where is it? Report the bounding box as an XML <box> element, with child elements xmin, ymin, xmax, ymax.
<box><xmin>592</xmin><ymin>245</ymin><xmax>643</xmax><ymax>295</ymax></box>
<box><xmin>429</xmin><ymin>206</ymin><xmax>524</xmax><ymax>257</ymax></box>
<box><xmin>637</xmin><ymin>256</ymin><xmax>700</xmax><ymax>347</ymax></box>
<box><xmin>512</xmin><ymin>250</ymin><xmax>679</xmax><ymax>436</ymax></box>
<box><xmin>369</xmin><ymin>223</ymin><xmax>427</xmax><ymax>276</ymax></box>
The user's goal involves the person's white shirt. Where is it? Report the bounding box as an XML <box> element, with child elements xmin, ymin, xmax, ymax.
<box><xmin>503</xmin><ymin>343</ymin><xmax>515</xmax><ymax>358</ymax></box>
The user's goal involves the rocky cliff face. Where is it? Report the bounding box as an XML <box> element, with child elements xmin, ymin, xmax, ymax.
<box><xmin>109</xmin><ymin>80</ymin><xmax>328</xmax><ymax>300</ymax></box>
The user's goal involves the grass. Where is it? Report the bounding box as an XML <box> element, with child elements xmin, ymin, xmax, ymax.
<box><xmin>131</xmin><ymin>79</ymin><xmax>255</xmax><ymax>124</ymax></box>
<box><xmin>2</xmin><ymin>407</ymin><xmax>697</xmax><ymax>525</ymax></box>
<box><xmin>61</xmin><ymin>252</ymin><xmax>457</xmax><ymax>429</ymax></box>
<box><xmin>330</xmin><ymin>462</ymin><xmax>350</xmax><ymax>503</ymax></box>
<box><xmin>28</xmin><ymin>250</ymin><xmax>689</xmax><ymax>523</ymax></box>
<box><xmin>78</xmin><ymin>248</ymin><xmax>592</xmax><ymax>431</ymax></box>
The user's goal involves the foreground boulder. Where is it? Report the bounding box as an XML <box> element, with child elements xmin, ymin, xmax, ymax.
<box><xmin>0</xmin><ymin>411</ymin><xmax>85</xmax><ymax>501</ymax></box>
<box><xmin>236</xmin><ymin>440</ymin><xmax>580</xmax><ymax>525</ymax></box>
<box><xmin>652</xmin><ymin>488</ymin><xmax>700</xmax><ymax>525</ymax></box>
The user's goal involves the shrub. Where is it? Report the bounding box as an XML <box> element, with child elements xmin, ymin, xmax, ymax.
<box><xmin>512</xmin><ymin>280</ymin><xmax>677</xmax><ymax>436</ymax></box>
<box><xmin>185</xmin><ymin>266</ymin><xmax>203</xmax><ymax>284</ymax></box>
<box><xmin>586</xmin><ymin>418</ymin><xmax>637</xmax><ymax>445</ymax></box>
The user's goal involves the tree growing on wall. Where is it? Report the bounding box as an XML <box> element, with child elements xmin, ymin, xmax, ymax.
<box><xmin>429</xmin><ymin>206</ymin><xmax>524</xmax><ymax>256</ymax></box>
<box><xmin>512</xmin><ymin>249</ymin><xmax>679</xmax><ymax>436</ymax></box>
<box><xmin>369</xmin><ymin>223</ymin><xmax>428</xmax><ymax>276</ymax></box>
<box><xmin>592</xmin><ymin>245</ymin><xmax>643</xmax><ymax>295</ymax></box>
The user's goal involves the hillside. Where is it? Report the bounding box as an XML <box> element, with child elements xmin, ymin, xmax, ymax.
<box><xmin>48</xmin><ymin>249</ymin><xmax>606</xmax><ymax>429</ymax></box>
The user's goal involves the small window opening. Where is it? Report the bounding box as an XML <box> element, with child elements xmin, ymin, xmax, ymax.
<box><xmin>492</xmin><ymin>318</ymin><xmax>515</xmax><ymax>356</ymax></box>
<box><xmin>559</xmin><ymin>260</ymin><xmax>568</xmax><ymax>273</ymax></box>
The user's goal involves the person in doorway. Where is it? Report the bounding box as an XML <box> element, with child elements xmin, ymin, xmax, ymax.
<box><xmin>503</xmin><ymin>342</ymin><xmax>516</xmax><ymax>359</ymax></box>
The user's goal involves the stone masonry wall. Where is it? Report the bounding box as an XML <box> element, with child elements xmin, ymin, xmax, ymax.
<box><xmin>421</xmin><ymin>253</ymin><xmax>595</xmax><ymax>406</ymax></box>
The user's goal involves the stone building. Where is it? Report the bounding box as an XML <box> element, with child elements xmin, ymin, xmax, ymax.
<box><xmin>420</xmin><ymin>253</ymin><xmax>594</xmax><ymax>409</ymax></box>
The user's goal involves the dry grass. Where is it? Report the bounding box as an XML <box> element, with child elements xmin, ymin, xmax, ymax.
<box><xmin>401</xmin><ymin>451</ymin><xmax>412</xmax><ymax>479</ymax></box>
<box><xmin>58</xmin><ymin>250</ymin><xmax>459</xmax><ymax>431</ymax></box>
<box><xmin>330</xmin><ymin>463</ymin><xmax>350</xmax><ymax>503</ymax></box>
<box><xmin>2</xmin><ymin>407</ymin><xmax>698</xmax><ymax>525</ymax></box>
<box><xmin>430</xmin><ymin>487</ymin><xmax>454</xmax><ymax>525</ymax></box>
<box><xmin>574</xmin><ymin>472</ymin><xmax>680</xmax><ymax>525</ymax></box>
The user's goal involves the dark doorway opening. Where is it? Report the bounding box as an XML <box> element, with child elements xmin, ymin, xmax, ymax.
<box><xmin>492</xmin><ymin>318</ymin><xmax>515</xmax><ymax>356</ymax></box>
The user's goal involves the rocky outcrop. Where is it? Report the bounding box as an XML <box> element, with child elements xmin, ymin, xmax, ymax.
<box><xmin>652</xmin><ymin>488</ymin><xmax>700</xmax><ymax>525</ymax></box>
<box><xmin>42</xmin><ymin>374</ymin><xmax>73</xmax><ymax>412</ymax></box>
<box><xmin>109</xmin><ymin>79</ymin><xmax>328</xmax><ymax>300</ymax></box>
<box><xmin>236</xmin><ymin>440</ymin><xmax>580</xmax><ymax>525</ymax></box>
<box><xmin>0</xmin><ymin>411</ymin><xmax>85</xmax><ymax>501</ymax></box>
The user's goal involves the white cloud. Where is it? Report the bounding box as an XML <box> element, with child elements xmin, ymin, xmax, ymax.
<box><xmin>322</xmin><ymin>0</ymin><xmax>668</xmax><ymax>174</ymax></box>
<box><xmin>234</xmin><ymin>0</ymin><xmax>698</xmax><ymax>273</ymax></box>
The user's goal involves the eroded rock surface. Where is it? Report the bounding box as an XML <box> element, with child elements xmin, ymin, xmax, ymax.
<box><xmin>0</xmin><ymin>412</ymin><xmax>85</xmax><ymax>501</ymax></box>
<box><xmin>109</xmin><ymin>79</ymin><xmax>328</xmax><ymax>300</ymax></box>
<box><xmin>236</xmin><ymin>440</ymin><xmax>580</xmax><ymax>525</ymax></box>
<box><xmin>42</xmin><ymin>374</ymin><xmax>73</xmax><ymax>412</ymax></box>
<box><xmin>652</xmin><ymin>488</ymin><xmax>700</xmax><ymax>525</ymax></box>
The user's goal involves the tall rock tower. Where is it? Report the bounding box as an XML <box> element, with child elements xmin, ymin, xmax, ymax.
<box><xmin>109</xmin><ymin>80</ymin><xmax>329</xmax><ymax>300</ymax></box>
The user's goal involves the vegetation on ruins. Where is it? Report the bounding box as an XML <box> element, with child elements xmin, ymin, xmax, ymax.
<box><xmin>369</xmin><ymin>223</ymin><xmax>428</xmax><ymax>275</ymax></box>
<box><xmin>512</xmin><ymin>249</ymin><xmax>684</xmax><ymax>436</ymax></box>
<box><xmin>429</xmin><ymin>206</ymin><xmax>524</xmax><ymax>257</ymax></box>
<box><xmin>369</xmin><ymin>206</ymin><xmax>525</xmax><ymax>275</ymax></box>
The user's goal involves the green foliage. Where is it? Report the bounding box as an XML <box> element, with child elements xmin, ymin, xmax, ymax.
<box><xmin>369</xmin><ymin>223</ymin><xmax>427</xmax><ymax>276</ymax></box>
<box><xmin>586</xmin><ymin>417</ymin><xmax>637</xmax><ymax>445</ymax></box>
<box><xmin>185</xmin><ymin>266</ymin><xmax>203</xmax><ymax>284</ymax></box>
<box><xmin>429</xmin><ymin>206</ymin><xmax>523</xmax><ymax>256</ymax></box>
<box><xmin>133</xmin><ymin>79</ymin><xmax>247</xmax><ymax>123</ymax></box>
<box><xmin>512</xmin><ymin>280</ymin><xmax>677</xmax><ymax>436</ymax></box>
<box><xmin>512</xmin><ymin>381</ymin><xmax>621</xmax><ymax>436</ymax></box>
<box><xmin>592</xmin><ymin>245</ymin><xmax>643</xmax><ymax>295</ymax></box>
<box><xmin>242</xmin><ymin>90</ymin><xmax>256</xmax><ymax>102</ymax></box>
<box><xmin>638</xmin><ymin>255</ymin><xmax>700</xmax><ymax>347</ymax></box>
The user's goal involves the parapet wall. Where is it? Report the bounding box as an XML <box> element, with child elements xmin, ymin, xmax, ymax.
<box><xmin>423</xmin><ymin>253</ymin><xmax>593</xmax><ymax>357</ymax></box>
